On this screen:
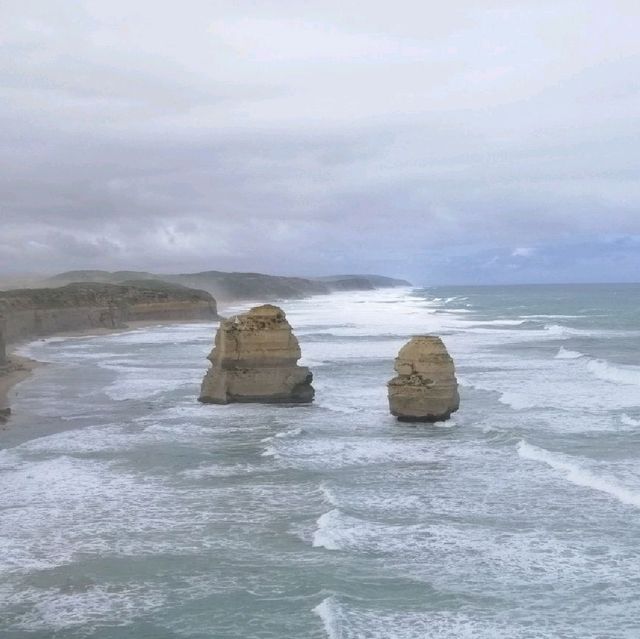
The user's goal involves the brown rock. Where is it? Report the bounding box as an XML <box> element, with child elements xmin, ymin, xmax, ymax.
<box><xmin>388</xmin><ymin>336</ymin><xmax>459</xmax><ymax>422</ymax></box>
<box><xmin>198</xmin><ymin>304</ymin><xmax>314</xmax><ymax>405</ymax></box>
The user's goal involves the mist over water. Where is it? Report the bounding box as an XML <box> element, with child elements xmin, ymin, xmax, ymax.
<box><xmin>2</xmin><ymin>284</ymin><xmax>640</xmax><ymax>638</ymax></box>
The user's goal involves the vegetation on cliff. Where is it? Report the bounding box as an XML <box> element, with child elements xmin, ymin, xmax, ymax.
<box><xmin>46</xmin><ymin>270</ymin><xmax>411</xmax><ymax>301</ymax></box>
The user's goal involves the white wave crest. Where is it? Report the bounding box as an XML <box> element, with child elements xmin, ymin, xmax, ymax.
<box><xmin>517</xmin><ymin>441</ymin><xmax>640</xmax><ymax>509</ymax></box>
<box><xmin>555</xmin><ymin>347</ymin><xmax>584</xmax><ymax>359</ymax></box>
<box><xmin>275</xmin><ymin>427</ymin><xmax>303</xmax><ymax>438</ymax></box>
<box><xmin>319</xmin><ymin>482</ymin><xmax>339</xmax><ymax>506</ymax></box>
<box><xmin>498</xmin><ymin>392</ymin><xmax>537</xmax><ymax>410</ymax></box>
<box><xmin>543</xmin><ymin>324</ymin><xmax>581</xmax><ymax>338</ymax></box>
<box><xmin>312</xmin><ymin>510</ymin><xmax>344</xmax><ymax>550</ymax></box>
<box><xmin>313</xmin><ymin>597</ymin><xmax>342</xmax><ymax>639</ymax></box>
<box><xmin>586</xmin><ymin>359</ymin><xmax>640</xmax><ymax>386</ymax></box>
<box><xmin>621</xmin><ymin>414</ymin><xmax>640</xmax><ymax>427</ymax></box>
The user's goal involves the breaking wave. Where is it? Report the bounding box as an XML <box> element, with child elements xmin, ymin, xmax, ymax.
<box><xmin>555</xmin><ymin>347</ymin><xmax>584</xmax><ymax>359</ymax></box>
<box><xmin>586</xmin><ymin>359</ymin><xmax>640</xmax><ymax>386</ymax></box>
<box><xmin>517</xmin><ymin>441</ymin><xmax>640</xmax><ymax>509</ymax></box>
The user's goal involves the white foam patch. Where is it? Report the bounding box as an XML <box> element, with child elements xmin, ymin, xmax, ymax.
<box><xmin>555</xmin><ymin>347</ymin><xmax>584</xmax><ymax>359</ymax></box>
<box><xmin>587</xmin><ymin>359</ymin><xmax>640</xmax><ymax>386</ymax></box>
<box><xmin>319</xmin><ymin>482</ymin><xmax>339</xmax><ymax>507</ymax></box>
<box><xmin>471</xmin><ymin>319</ymin><xmax>528</xmax><ymax>326</ymax></box>
<box><xmin>312</xmin><ymin>508</ymin><xmax>427</xmax><ymax>552</ymax></box>
<box><xmin>9</xmin><ymin>583</ymin><xmax>166</xmax><ymax>632</ymax></box>
<box><xmin>498</xmin><ymin>391</ymin><xmax>538</xmax><ymax>411</ymax></box>
<box><xmin>265</xmin><ymin>437</ymin><xmax>438</xmax><ymax>469</ymax></box>
<box><xmin>0</xmin><ymin>455</ymin><xmax>261</xmax><ymax>577</ymax></box>
<box><xmin>103</xmin><ymin>324</ymin><xmax>213</xmax><ymax>345</ymax></box>
<box><xmin>275</xmin><ymin>426</ymin><xmax>303</xmax><ymax>438</ymax></box>
<box><xmin>621</xmin><ymin>414</ymin><xmax>640</xmax><ymax>427</ymax></box>
<box><xmin>104</xmin><ymin>366</ymin><xmax>198</xmax><ymax>400</ymax></box>
<box><xmin>465</xmin><ymin>353</ymin><xmax>640</xmax><ymax>412</ymax></box>
<box><xmin>262</xmin><ymin>427</ymin><xmax>305</xmax><ymax>443</ymax></box>
<box><xmin>182</xmin><ymin>463</ymin><xmax>265</xmax><ymax>479</ymax></box>
<box><xmin>313</xmin><ymin>597</ymin><xmax>537</xmax><ymax>639</ymax></box>
<box><xmin>543</xmin><ymin>324</ymin><xmax>585</xmax><ymax>338</ymax></box>
<box><xmin>517</xmin><ymin>441</ymin><xmax>640</xmax><ymax>509</ymax></box>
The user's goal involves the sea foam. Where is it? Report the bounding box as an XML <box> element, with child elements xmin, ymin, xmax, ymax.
<box><xmin>517</xmin><ymin>441</ymin><xmax>640</xmax><ymax>509</ymax></box>
<box><xmin>586</xmin><ymin>359</ymin><xmax>640</xmax><ymax>386</ymax></box>
<box><xmin>555</xmin><ymin>347</ymin><xmax>584</xmax><ymax>359</ymax></box>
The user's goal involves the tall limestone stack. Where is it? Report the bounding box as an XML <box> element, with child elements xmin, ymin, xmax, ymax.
<box><xmin>388</xmin><ymin>336</ymin><xmax>459</xmax><ymax>422</ymax></box>
<box><xmin>199</xmin><ymin>304</ymin><xmax>314</xmax><ymax>404</ymax></box>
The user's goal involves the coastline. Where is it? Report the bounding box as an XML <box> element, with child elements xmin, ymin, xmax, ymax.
<box><xmin>0</xmin><ymin>290</ymin><xmax>399</xmax><ymax>425</ymax></box>
<box><xmin>0</xmin><ymin>355</ymin><xmax>42</xmax><ymax>422</ymax></box>
<box><xmin>0</xmin><ymin>316</ymin><xmax>222</xmax><ymax>426</ymax></box>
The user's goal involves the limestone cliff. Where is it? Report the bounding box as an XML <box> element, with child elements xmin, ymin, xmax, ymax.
<box><xmin>199</xmin><ymin>304</ymin><xmax>314</xmax><ymax>404</ymax></box>
<box><xmin>0</xmin><ymin>281</ymin><xmax>218</xmax><ymax>344</ymax></box>
<box><xmin>0</xmin><ymin>316</ymin><xmax>6</xmax><ymax>366</ymax></box>
<box><xmin>387</xmin><ymin>336</ymin><xmax>459</xmax><ymax>422</ymax></box>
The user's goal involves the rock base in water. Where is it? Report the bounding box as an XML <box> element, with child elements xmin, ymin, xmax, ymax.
<box><xmin>199</xmin><ymin>304</ymin><xmax>314</xmax><ymax>405</ymax></box>
<box><xmin>388</xmin><ymin>336</ymin><xmax>459</xmax><ymax>422</ymax></box>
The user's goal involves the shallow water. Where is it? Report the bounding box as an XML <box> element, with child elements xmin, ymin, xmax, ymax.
<box><xmin>2</xmin><ymin>284</ymin><xmax>640</xmax><ymax>638</ymax></box>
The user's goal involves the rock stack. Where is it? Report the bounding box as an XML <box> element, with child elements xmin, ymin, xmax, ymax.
<box><xmin>387</xmin><ymin>336</ymin><xmax>459</xmax><ymax>422</ymax></box>
<box><xmin>198</xmin><ymin>304</ymin><xmax>314</xmax><ymax>405</ymax></box>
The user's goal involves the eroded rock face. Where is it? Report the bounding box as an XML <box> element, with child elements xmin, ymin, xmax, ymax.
<box><xmin>0</xmin><ymin>316</ymin><xmax>6</xmax><ymax>367</ymax></box>
<box><xmin>198</xmin><ymin>304</ymin><xmax>314</xmax><ymax>404</ymax></box>
<box><xmin>388</xmin><ymin>336</ymin><xmax>459</xmax><ymax>422</ymax></box>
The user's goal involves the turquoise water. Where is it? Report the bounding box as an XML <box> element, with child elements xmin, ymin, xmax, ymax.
<box><xmin>1</xmin><ymin>285</ymin><xmax>640</xmax><ymax>638</ymax></box>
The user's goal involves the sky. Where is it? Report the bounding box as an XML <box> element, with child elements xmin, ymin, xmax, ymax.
<box><xmin>1</xmin><ymin>0</ymin><xmax>639</xmax><ymax>285</ymax></box>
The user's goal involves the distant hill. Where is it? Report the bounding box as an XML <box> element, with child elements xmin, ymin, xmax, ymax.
<box><xmin>46</xmin><ymin>270</ymin><xmax>412</xmax><ymax>301</ymax></box>
<box><xmin>313</xmin><ymin>274</ymin><xmax>411</xmax><ymax>288</ymax></box>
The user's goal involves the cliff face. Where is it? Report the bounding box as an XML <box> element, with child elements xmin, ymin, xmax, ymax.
<box><xmin>199</xmin><ymin>304</ymin><xmax>314</xmax><ymax>404</ymax></box>
<box><xmin>0</xmin><ymin>317</ymin><xmax>6</xmax><ymax>366</ymax></box>
<box><xmin>387</xmin><ymin>336</ymin><xmax>459</xmax><ymax>422</ymax></box>
<box><xmin>0</xmin><ymin>281</ymin><xmax>218</xmax><ymax>344</ymax></box>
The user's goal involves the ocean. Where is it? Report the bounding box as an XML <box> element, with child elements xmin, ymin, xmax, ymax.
<box><xmin>1</xmin><ymin>284</ymin><xmax>639</xmax><ymax>638</ymax></box>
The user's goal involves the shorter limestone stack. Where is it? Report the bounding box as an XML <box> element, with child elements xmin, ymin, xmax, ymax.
<box><xmin>199</xmin><ymin>304</ymin><xmax>314</xmax><ymax>405</ymax></box>
<box><xmin>388</xmin><ymin>336</ymin><xmax>459</xmax><ymax>422</ymax></box>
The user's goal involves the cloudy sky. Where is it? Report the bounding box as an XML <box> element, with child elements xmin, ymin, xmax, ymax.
<box><xmin>1</xmin><ymin>0</ymin><xmax>639</xmax><ymax>284</ymax></box>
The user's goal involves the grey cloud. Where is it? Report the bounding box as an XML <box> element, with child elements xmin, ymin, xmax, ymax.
<box><xmin>1</xmin><ymin>1</ymin><xmax>639</xmax><ymax>283</ymax></box>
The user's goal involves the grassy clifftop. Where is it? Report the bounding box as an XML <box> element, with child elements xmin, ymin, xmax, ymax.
<box><xmin>0</xmin><ymin>281</ymin><xmax>214</xmax><ymax>311</ymax></box>
<box><xmin>0</xmin><ymin>281</ymin><xmax>218</xmax><ymax>345</ymax></box>
<box><xmin>46</xmin><ymin>270</ymin><xmax>411</xmax><ymax>301</ymax></box>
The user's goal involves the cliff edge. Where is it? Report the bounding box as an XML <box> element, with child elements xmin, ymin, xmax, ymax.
<box><xmin>0</xmin><ymin>280</ymin><xmax>218</xmax><ymax>344</ymax></box>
